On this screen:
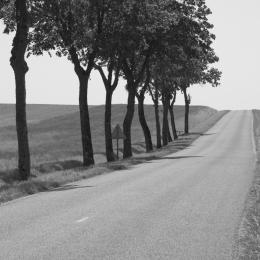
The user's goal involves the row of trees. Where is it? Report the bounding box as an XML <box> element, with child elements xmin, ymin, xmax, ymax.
<box><xmin>0</xmin><ymin>0</ymin><xmax>221</xmax><ymax>180</ymax></box>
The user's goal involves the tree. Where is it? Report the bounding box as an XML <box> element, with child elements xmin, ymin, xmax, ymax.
<box><xmin>181</xmin><ymin>83</ymin><xmax>191</xmax><ymax>134</ymax></box>
<box><xmin>42</xmin><ymin>0</ymin><xmax>97</xmax><ymax>166</ymax></box>
<box><xmin>1</xmin><ymin>0</ymin><xmax>99</xmax><ymax>166</ymax></box>
<box><xmin>179</xmin><ymin>60</ymin><xmax>221</xmax><ymax>134</ymax></box>
<box><xmin>6</xmin><ymin>0</ymin><xmax>31</xmax><ymax>180</ymax></box>
<box><xmin>95</xmin><ymin>57</ymin><xmax>121</xmax><ymax>162</ymax></box>
<box><xmin>150</xmin><ymin>56</ymin><xmax>179</xmax><ymax>146</ymax></box>
<box><xmin>170</xmin><ymin>0</ymin><xmax>221</xmax><ymax>134</ymax></box>
<box><xmin>117</xmin><ymin>1</ymin><xmax>152</xmax><ymax>158</ymax></box>
<box><xmin>24</xmin><ymin>0</ymin><xmax>118</xmax><ymax>166</ymax></box>
<box><xmin>117</xmin><ymin>0</ymin><xmax>180</xmax><ymax>157</ymax></box>
<box><xmin>161</xmin><ymin>79</ymin><xmax>172</xmax><ymax>146</ymax></box>
<box><xmin>148</xmin><ymin>79</ymin><xmax>162</xmax><ymax>149</ymax></box>
<box><xmin>122</xmin><ymin>56</ymin><xmax>149</xmax><ymax>158</ymax></box>
<box><xmin>93</xmin><ymin>1</ymin><xmax>126</xmax><ymax>162</ymax></box>
<box><xmin>169</xmin><ymin>88</ymin><xmax>178</xmax><ymax>140</ymax></box>
<box><xmin>136</xmin><ymin>66</ymin><xmax>153</xmax><ymax>152</ymax></box>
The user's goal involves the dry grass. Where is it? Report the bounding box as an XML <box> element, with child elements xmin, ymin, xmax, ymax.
<box><xmin>237</xmin><ymin>110</ymin><xmax>260</xmax><ymax>259</ymax></box>
<box><xmin>0</xmin><ymin>104</ymin><xmax>228</xmax><ymax>204</ymax></box>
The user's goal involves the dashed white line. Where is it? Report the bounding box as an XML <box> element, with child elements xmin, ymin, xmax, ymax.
<box><xmin>76</xmin><ymin>217</ymin><xmax>89</xmax><ymax>223</ymax></box>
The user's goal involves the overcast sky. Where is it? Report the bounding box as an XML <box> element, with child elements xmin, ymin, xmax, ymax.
<box><xmin>0</xmin><ymin>0</ymin><xmax>260</xmax><ymax>110</ymax></box>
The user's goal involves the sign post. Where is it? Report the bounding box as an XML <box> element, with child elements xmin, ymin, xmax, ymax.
<box><xmin>112</xmin><ymin>124</ymin><xmax>126</xmax><ymax>160</ymax></box>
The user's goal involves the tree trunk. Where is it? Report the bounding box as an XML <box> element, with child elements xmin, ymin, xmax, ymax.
<box><xmin>154</xmin><ymin>102</ymin><xmax>162</xmax><ymax>148</ymax></box>
<box><xmin>152</xmin><ymin>85</ymin><xmax>162</xmax><ymax>149</ymax></box>
<box><xmin>78</xmin><ymin>75</ymin><xmax>95</xmax><ymax>166</ymax></box>
<box><xmin>183</xmin><ymin>88</ymin><xmax>189</xmax><ymax>134</ymax></box>
<box><xmin>105</xmin><ymin>89</ymin><xmax>115</xmax><ymax>162</ymax></box>
<box><xmin>185</xmin><ymin>102</ymin><xmax>189</xmax><ymax>134</ymax></box>
<box><xmin>137</xmin><ymin>96</ymin><xmax>153</xmax><ymax>152</ymax></box>
<box><xmin>169</xmin><ymin>105</ymin><xmax>178</xmax><ymax>140</ymax></box>
<box><xmin>13</xmin><ymin>68</ymin><xmax>31</xmax><ymax>180</ymax></box>
<box><xmin>167</xmin><ymin>120</ymin><xmax>173</xmax><ymax>142</ymax></box>
<box><xmin>10</xmin><ymin>0</ymin><xmax>30</xmax><ymax>180</ymax></box>
<box><xmin>162</xmin><ymin>98</ymin><xmax>169</xmax><ymax>146</ymax></box>
<box><xmin>123</xmin><ymin>87</ymin><xmax>136</xmax><ymax>158</ymax></box>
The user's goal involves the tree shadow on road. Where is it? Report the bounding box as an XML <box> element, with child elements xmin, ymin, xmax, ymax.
<box><xmin>150</xmin><ymin>155</ymin><xmax>203</xmax><ymax>160</ymax></box>
<box><xmin>47</xmin><ymin>184</ymin><xmax>94</xmax><ymax>192</ymax></box>
<box><xmin>188</xmin><ymin>132</ymin><xmax>216</xmax><ymax>136</ymax></box>
<box><xmin>131</xmin><ymin>155</ymin><xmax>203</xmax><ymax>163</ymax></box>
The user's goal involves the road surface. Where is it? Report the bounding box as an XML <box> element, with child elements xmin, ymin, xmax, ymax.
<box><xmin>0</xmin><ymin>111</ymin><xmax>256</xmax><ymax>260</ymax></box>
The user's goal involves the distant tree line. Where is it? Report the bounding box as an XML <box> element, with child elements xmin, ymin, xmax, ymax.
<box><xmin>0</xmin><ymin>0</ymin><xmax>221</xmax><ymax>180</ymax></box>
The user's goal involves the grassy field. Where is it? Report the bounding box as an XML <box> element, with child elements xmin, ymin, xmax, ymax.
<box><xmin>0</xmin><ymin>104</ymin><xmax>218</xmax><ymax>171</ymax></box>
<box><xmin>0</xmin><ymin>103</ymin><xmax>228</xmax><ymax>203</ymax></box>
<box><xmin>237</xmin><ymin>110</ymin><xmax>260</xmax><ymax>259</ymax></box>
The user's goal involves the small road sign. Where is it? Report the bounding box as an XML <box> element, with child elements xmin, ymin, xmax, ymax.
<box><xmin>112</xmin><ymin>124</ymin><xmax>126</xmax><ymax>159</ymax></box>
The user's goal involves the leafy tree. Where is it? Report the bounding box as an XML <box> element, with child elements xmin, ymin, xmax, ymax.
<box><xmin>169</xmin><ymin>0</ymin><xmax>221</xmax><ymax>134</ymax></box>
<box><xmin>95</xmin><ymin>56</ymin><xmax>122</xmax><ymax>162</ymax></box>
<box><xmin>149</xmin><ymin>55</ymin><xmax>180</xmax><ymax>146</ymax></box>
<box><xmin>120</xmin><ymin>49</ymin><xmax>151</xmax><ymax>158</ymax></box>
<box><xmin>33</xmin><ymin>0</ymin><xmax>99</xmax><ymax>166</ymax></box>
<box><xmin>179</xmin><ymin>61</ymin><xmax>221</xmax><ymax>134</ymax></box>
<box><xmin>31</xmin><ymin>0</ymin><xmax>127</xmax><ymax>164</ymax></box>
<box><xmin>0</xmin><ymin>0</ymin><xmax>31</xmax><ymax>179</ymax></box>
<box><xmin>1</xmin><ymin>0</ymin><xmax>99</xmax><ymax>166</ymax></box>
<box><xmin>93</xmin><ymin>1</ymin><xmax>125</xmax><ymax>162</ymax></box>
<box><xmin>181</xmin><ymin>67</ymin><xmax>221</xmax><ymax>133</ymax></box>
<box><xmin>148</xmin><ymin>51</ymin><xmax>181</xmax><ymax>148</ymax></box>
<box><xmin>117</xmin><ymin>0</ymin><xmax>180</xmax><ymax>157</ymax></box>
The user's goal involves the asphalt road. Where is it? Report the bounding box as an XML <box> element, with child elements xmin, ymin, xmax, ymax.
<box><xmin>0</xmin><ymin>111</ymin><xmax>256</xmax><ymax>260</ymax></box>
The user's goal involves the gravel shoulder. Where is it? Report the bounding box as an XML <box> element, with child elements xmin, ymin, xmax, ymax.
<box><xmin>237</xmin><ymin>110</ymin><xmax>260</xmax><ymax>259</ymax></box>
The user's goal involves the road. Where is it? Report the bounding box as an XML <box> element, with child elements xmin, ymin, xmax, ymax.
<box><xmin>0</xmin><ymin>111</ymin><xmax>256</xmax><ymax>260</ymax></box>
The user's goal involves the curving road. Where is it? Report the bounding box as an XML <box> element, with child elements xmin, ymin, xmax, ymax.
<box><xmin>0</xmin><ymin>111</ymin><xmax>256</xmax><ymax>260</ymax></box>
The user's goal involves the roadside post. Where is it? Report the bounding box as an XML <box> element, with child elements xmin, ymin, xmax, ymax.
<box><xmin>112</xmin><ymin>124</ymin><xmax>126</xmax><ymax>160</ymax></box>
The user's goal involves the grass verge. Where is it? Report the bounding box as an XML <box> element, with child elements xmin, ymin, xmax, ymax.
<box><xmin>237</xmin><ymin>110</ymin><xmax>260</xmax><ymax>259</ymax></box>
<box><xmin>0</xmin><ymin>110</ymin><xmax>228</xmax><ymax>205</ymax></box>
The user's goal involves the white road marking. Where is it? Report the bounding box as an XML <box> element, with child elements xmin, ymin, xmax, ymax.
<box><xmin>76</xmin><ymin>217</ymin><xmax>89</xmax><ymax>223</ymax></box>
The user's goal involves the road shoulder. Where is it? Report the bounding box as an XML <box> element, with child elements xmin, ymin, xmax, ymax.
<box><xmin>237</xmin><ymin>110</ymin><xmax>260</xmax><ymax>259</ymax></box>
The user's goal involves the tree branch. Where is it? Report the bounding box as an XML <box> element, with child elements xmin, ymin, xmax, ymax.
<box><xmin>69</xmin><ymin>47</ymin><xmax>85</xmax><ymax>76</ymax></box>
<box><xmin>135</xmin><ymin>52</ymin><xmax>150</xmax><ymax>86</ymax></box>
<box><xmin>148</xmin><ymin>84</ymin><xmax>156</xmax><ymax>104</ymax></box>
<box><xmin>94</xmin><ymin>64</ymin><xmax>108</xmax><ymax>88</ymax></box>
<box><xmin>112</xmin><ymin>59</ymin><xmax>122</xmax><ymax>91</ymax></box>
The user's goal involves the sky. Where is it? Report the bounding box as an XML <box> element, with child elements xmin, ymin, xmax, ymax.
<box><xmin>0</xmin><ymin>1</ymin><xmax>260</xmax><ymax>110</ymax></box>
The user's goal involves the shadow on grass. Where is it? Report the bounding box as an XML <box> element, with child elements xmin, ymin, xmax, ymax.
<box><xmin>36</xmin><ymin>160</ymin><xmax>83</xmax><ymax>173</ymax></box>
<box><xmin>0</xmin><ymin>160</ymin><xmax>84</xmax><ymax>184</ymax></box>
<box><xmin>131</xmin><ymin>146</ymin><xmax>146</xmax><ymax>154</ymax></box>
<box><xmin>107</xmin><ymin>164</ymin><xmax>128</xmax><ymax>171</ymax></box>
<box><xmin>0</xmin><ymin>169</ymin><xmax>20</xmax><ymax>183</ymax></box>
